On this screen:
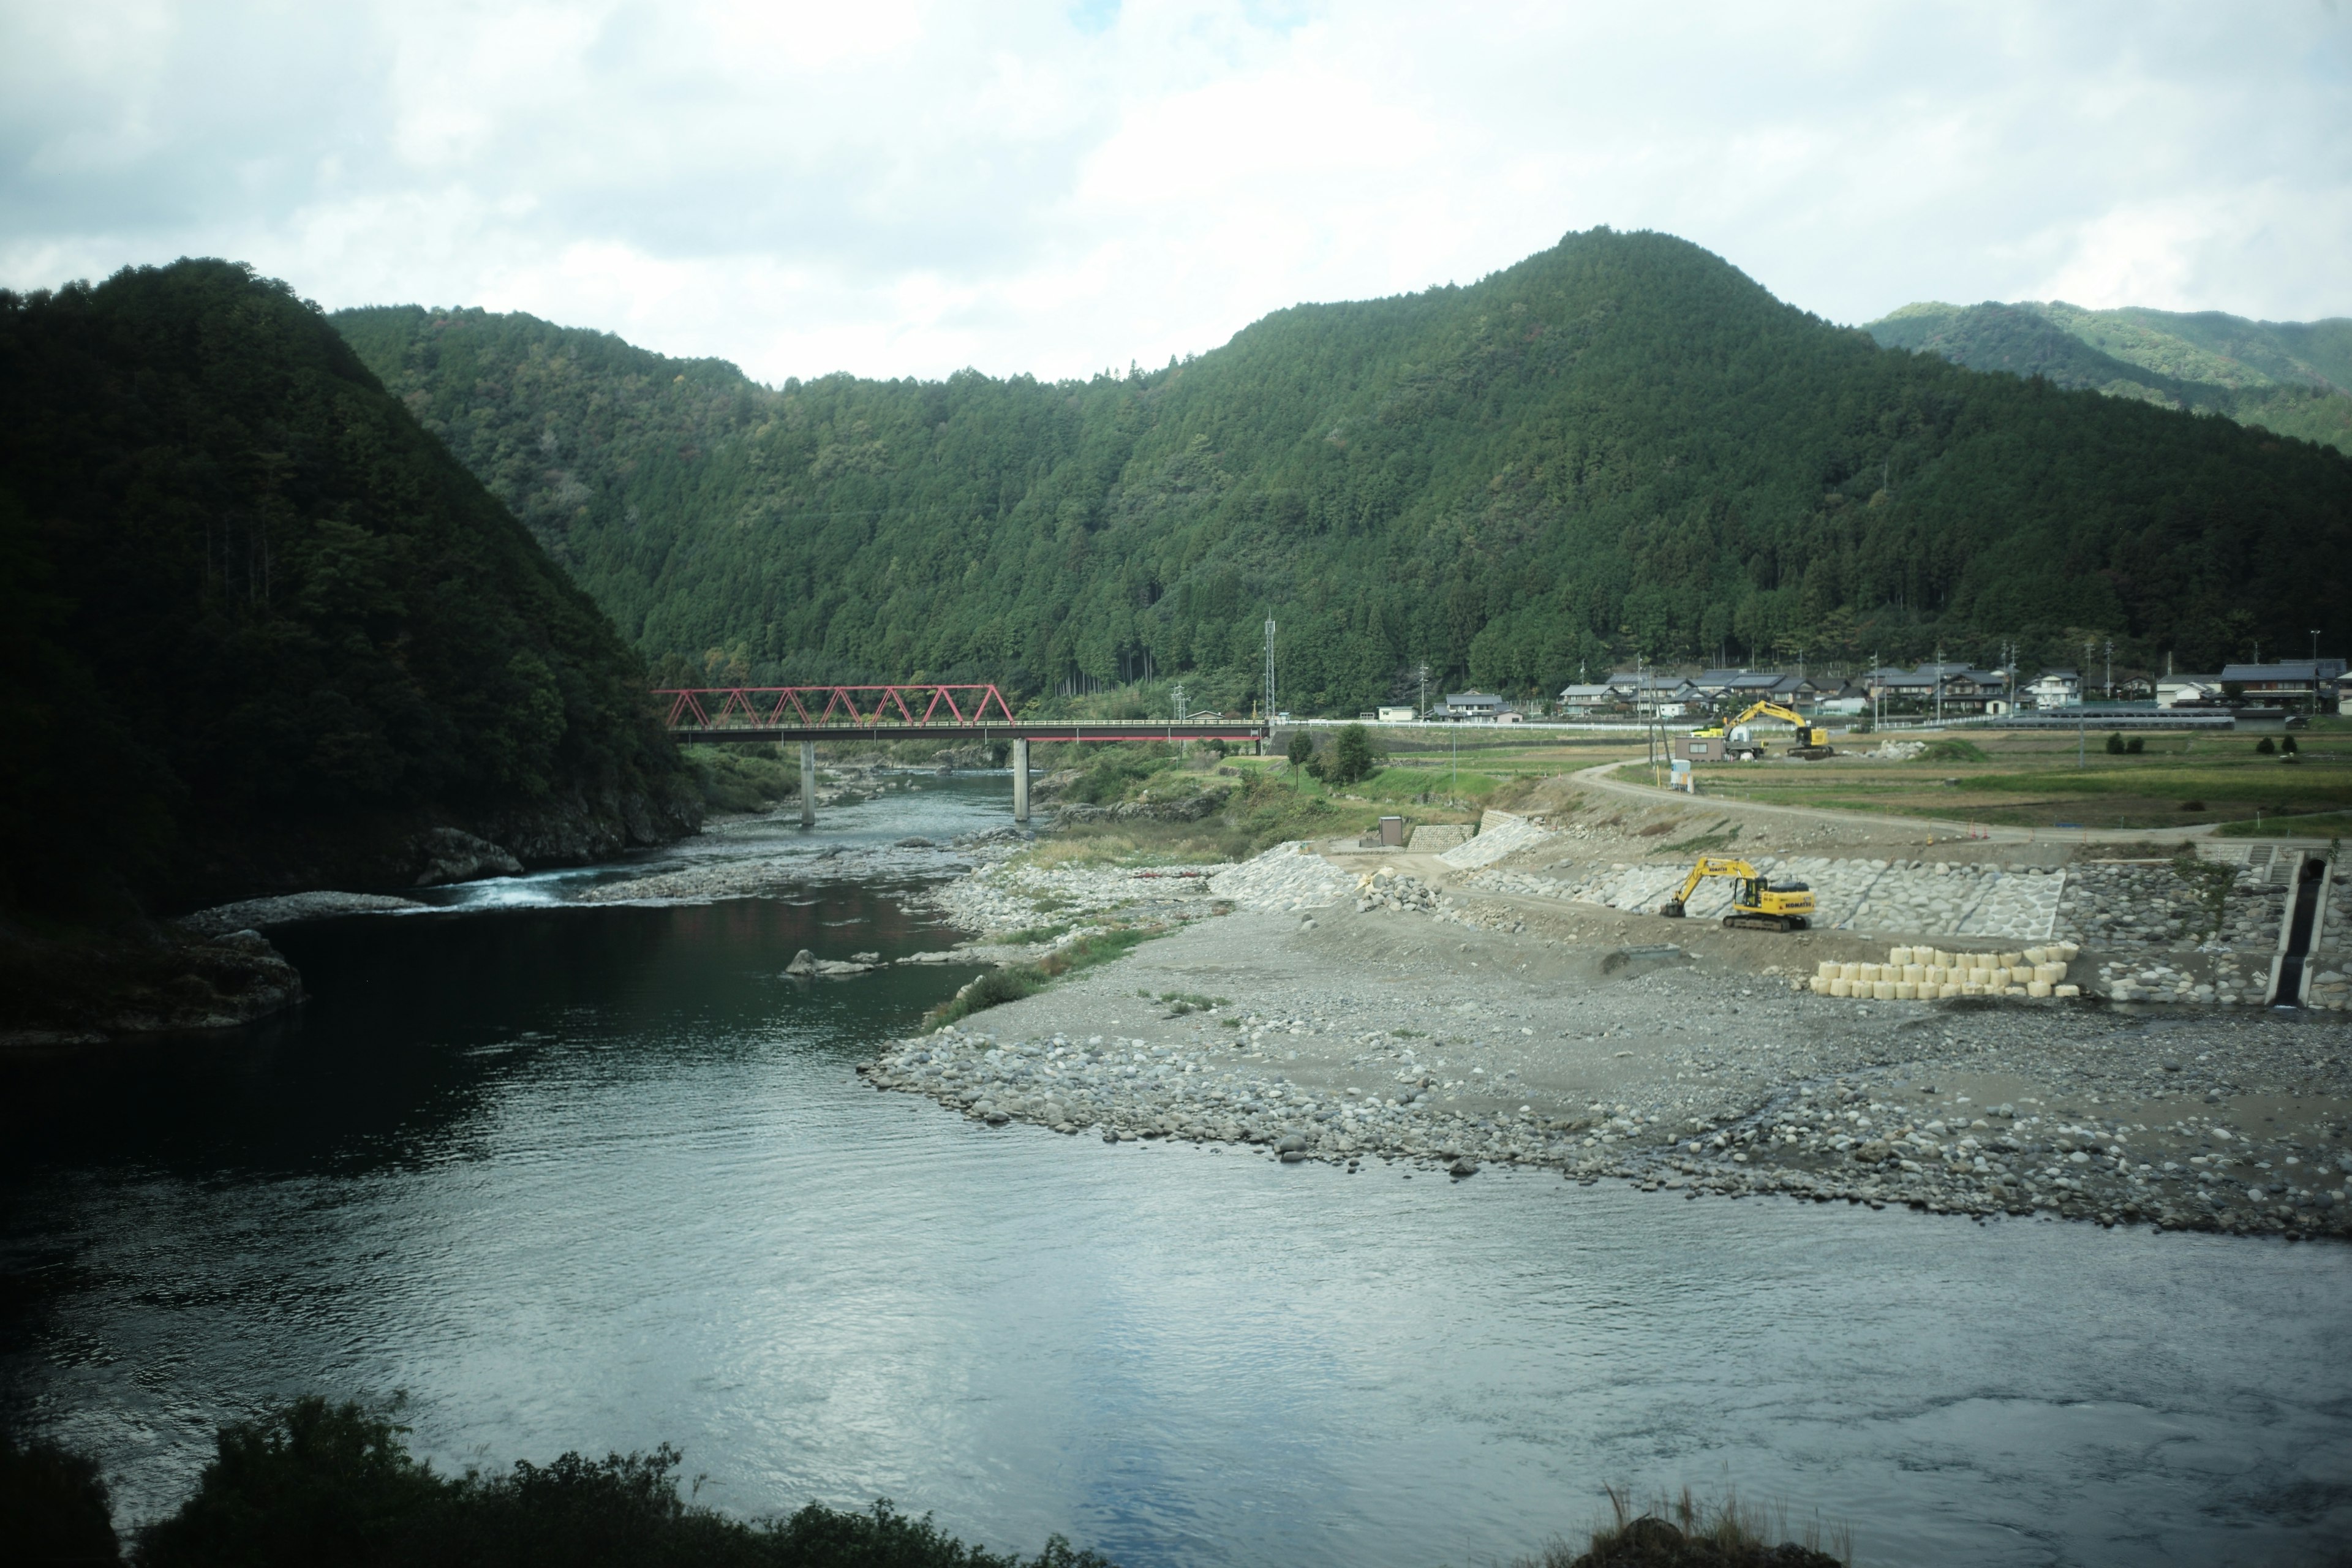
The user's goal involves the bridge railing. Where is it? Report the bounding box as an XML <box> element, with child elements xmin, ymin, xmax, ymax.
<box><xmin>654</xmin><ymin>684</ymin><xmax>1019</xmax><ymax>729</ymax></box>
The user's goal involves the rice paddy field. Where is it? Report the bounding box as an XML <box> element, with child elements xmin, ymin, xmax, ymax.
<box><xmin>1635</xmin><ymin>722</ymin><xmax>2352</xmax><ymax>835</ymax></box>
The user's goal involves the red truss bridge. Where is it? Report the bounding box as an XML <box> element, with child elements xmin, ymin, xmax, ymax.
<box><xmin>654</xmin><ymin>685</ymin><xmax>1268</xmax><ymax>745</ymax></box>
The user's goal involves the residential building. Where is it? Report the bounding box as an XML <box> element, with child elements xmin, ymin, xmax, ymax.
<box><xmin>1863</xmin><ymin>663</ymin><xmax>2011</xmax><ymax>714</ymax></box>
<box><xmin>2024</xmin><ymin>669</ymin><xmax>2081</xmax><ymax>709</ymax></box>
<box><xmin>1720</xmin><ymin>671</ymin><xmax>1823</xmax><ymax>709</ymax></box>
<box><xmin>1442</xmin><ymin>690</ymin><xmax>1509</xmax><ymax>719</ymax></box>
<box><xmin>2219</xmin><ymin>660</ymin><xmax>2345</xmax><ymax>710</ymax></box>
<box><xmin>1555</xmin><ymin>684</ymin><xmax>1619</xmax><ymax>717</ymax></box>
<box><xmin>2155</xmin><ymin>676</ymin><xmax>2223</xmax><ymax>709</ymax></box>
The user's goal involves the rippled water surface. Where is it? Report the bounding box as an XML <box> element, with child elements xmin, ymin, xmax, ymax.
<box><xmin>4</xmin><ymin>781</ymin><xmax>2350</xmax><ymax>1566</ymax></box>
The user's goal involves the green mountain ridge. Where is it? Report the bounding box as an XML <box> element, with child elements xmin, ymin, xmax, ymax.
<box><xmin>333</xmin><ymin>229</ymin><xmax>2351</xmax><ymax>717</ymax></box>
<box><xmin>1</xmin><ymin>259</ymin><xmax>698</xmax><ymax>923</ymax></box>
<box><xmin>1868</xmin><ymin>300</ymin><xmax>2352</xmax><ymax>454</ymax></box>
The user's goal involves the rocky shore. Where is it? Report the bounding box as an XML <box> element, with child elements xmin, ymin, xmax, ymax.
<box><xmin>863</xmin><ymin>846</ymin><xmax>2352</xmax><ymax>1242</ymax></box>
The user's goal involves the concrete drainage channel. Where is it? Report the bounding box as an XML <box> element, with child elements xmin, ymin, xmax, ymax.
<box><xmin>2269</xmin><ymin>852</ymin><xmax>2332</xmax><ymax>1008</ymax></box>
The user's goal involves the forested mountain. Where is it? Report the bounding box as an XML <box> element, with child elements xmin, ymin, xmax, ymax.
<box><xmin>0</xmin><ymin>260</ymin><xmax>695</xmax><ymax>922</ymax></box>
<box><xmin>1868</xmin><ymin>300</ymin><xmax>2352</xmax><ymax>455</ymax></box>
<box><xmin>335</xmin><ymin>229</ymin><xmax>2352</xmax><ymax>717</ymax></box>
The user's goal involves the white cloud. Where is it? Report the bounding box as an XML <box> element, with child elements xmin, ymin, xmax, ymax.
<box><xmin>2</xmin><ymin>0</ymin><xmax>2345</xmax><ymax>381</ymax></box>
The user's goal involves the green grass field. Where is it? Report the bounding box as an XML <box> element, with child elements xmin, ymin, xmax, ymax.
<box><xmin>1629</xmin><ymin>727</ymin><xmax>2352</xmax><ymax>833</ymax></box>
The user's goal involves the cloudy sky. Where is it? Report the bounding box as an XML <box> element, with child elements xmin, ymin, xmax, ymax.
<box><xmin>4</xmin><ymin>1</ymin><xmax>2346</xmax><ymax>383</ymax></box>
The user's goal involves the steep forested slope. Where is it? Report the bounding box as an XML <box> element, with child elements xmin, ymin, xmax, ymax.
<box><xmin>0</xmin><ymin>260</ymin><xmax>695</xmax><ymax>921</ymax></box>
<box><xmin>1870</xmin><ymin>300</ymin><xmax>2352</xmax><ymax>454</ymax></box>
<box><xmin>337</xmin><ymin>229</ymin><xmax>2352</xmax><ymax>715</ymax></box>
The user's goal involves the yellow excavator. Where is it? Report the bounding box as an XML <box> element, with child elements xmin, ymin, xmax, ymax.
<box><xmin>1659</xmin><ymin>857</ymin><xmax>1815</xmax><ymax>931</ymax></box>
<box><xmin>1689</xmin><ymin>699</ymin><xmax>1835</xmax><ymax>761</ymax></box>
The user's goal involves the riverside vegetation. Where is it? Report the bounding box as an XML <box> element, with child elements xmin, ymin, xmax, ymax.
<box><xmin>0</xmin><ymin>1405</ymin><xmax>1847</xmax><ymax>1568</ymax></box>
<box><xmin>333</xmin><ymin>228</ymin><xmax>2351</xmax><ymax>716</ymax></box>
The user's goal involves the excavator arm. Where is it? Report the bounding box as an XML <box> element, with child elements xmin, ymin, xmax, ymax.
<box><xmin>1659</xmin><ymin>857</ymin><xmax>1757</xmax><ymax>918</ymax></box>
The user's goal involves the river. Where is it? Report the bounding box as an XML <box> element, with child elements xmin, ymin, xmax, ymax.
<box><xmin>3</xmin><ymin>778</ymin><xmax>2348</xmax><ymax>1566</ymax></box>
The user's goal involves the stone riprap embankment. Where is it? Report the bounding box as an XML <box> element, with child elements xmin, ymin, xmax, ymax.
<box><xmin>1470</xmin><ymin>855</ymin><xmax>2065</xmax><ymax>940</ymax></box>
<box><xmin>2055</xmin><ymin>849</ymin><xmax>2279</xmax><ymax>952</ymax></box>
<box><xmin>859</xmin><ymin>901</ymin><xmax>2352</xmax><ymax>1240</ymax></box>
<box><xmin>1437</xmin><ymin>810</ymin><xmax>1556</xmax><ymax>870</ymax></box>
<box><xmin>1205</xmin><ymin>843</ymin><xmax>1355</xmax><ymax>911</ymax></box>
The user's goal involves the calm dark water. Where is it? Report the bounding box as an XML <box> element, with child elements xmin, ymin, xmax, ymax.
<box><xmin>4</xmin><ymin>780</ymin><xmax>2350</xmax><ymax>1567</ymax></box>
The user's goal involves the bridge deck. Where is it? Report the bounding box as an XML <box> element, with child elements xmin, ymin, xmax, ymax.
<box><xmin>672</xmin><ymin>721</ymin><xmax>1266</xmax><ymax>744</ymax></box>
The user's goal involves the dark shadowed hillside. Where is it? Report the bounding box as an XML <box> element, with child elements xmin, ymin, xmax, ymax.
<box><xmin>337</xmin><ymin>229</ymin><xmax>2352</xmax><ymax>715</ymax></box>
<box><xmin>0</xmin><ymin>260</ymin><xmax>696</xmax><ymax>927</ymax></box>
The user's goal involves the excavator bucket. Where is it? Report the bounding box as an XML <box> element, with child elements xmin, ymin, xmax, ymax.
<box><xmin>1659</xmin><ymin>900</ymin><xmax>1687</xmax><ymax>918</ymax></box>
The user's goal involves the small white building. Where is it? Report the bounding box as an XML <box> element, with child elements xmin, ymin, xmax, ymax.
<box><xmin>1376</xmin><ymin>705</ymin><xmax>1418</xmax><ymax>723</ymax></box>
<box><xmin>2156</xmin><ymin>676</ymin><xmax>2223</xmax><ymax>709</ymax></box>
<box><xmin>2026</xmin><ymin>669</ymin><xmax>2081</xmax><ymax>708</ymax></box>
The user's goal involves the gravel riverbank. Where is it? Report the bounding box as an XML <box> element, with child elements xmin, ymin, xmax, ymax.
<box><xmin>865</xmin><ymin>856</ymin><xmax>2352</xmax><ymax>1242</ymax></box>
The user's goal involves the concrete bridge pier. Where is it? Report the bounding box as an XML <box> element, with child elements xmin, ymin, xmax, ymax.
<box><xmin>799</xmin><ymin>740</ymin><xmax>816</xmax><ymax>828</ymax></box>
<box><xmin>1011</xmin><ymin>737</ymin><xmax>1030</xmax><ymax>823</ymax></box>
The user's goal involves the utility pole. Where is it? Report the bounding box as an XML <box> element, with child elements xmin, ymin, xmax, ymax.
<box><xmin>2079</xmin><ymin>638</ymin><xmax>2092</xmax><ymax>769</ymax></box>
<box><xmin>1934</xmin><ymin>641</ymin><xmax>1943</xmax><ymax>726</ymax></box>
<box><xmin>2313</xmin><ymin>629</ymin><xmax>2324</xmax><ymax>663</ymax></box>
<box><xmin>2104</xmin><ymin>639</ymin><xmax>2113</xmax><ymax>701</ymax></box>
<box><xmin>1418</xmin><ymin>662</ymin><xmax>1430</xmax><ymax>718</ymax></box>
<box><xmin>1172</xmin><ymin>682</ymin><xmax>1186</xmax><ymax>722</ymax></box>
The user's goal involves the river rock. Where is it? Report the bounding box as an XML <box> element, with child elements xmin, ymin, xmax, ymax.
<box><xmin>407</xmin><ymin>826</ymin><xmax>524</xmax><ymax>886</ymax></box>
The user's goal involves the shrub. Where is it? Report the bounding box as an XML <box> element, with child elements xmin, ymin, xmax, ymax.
<box><xmin>131</xmin><ymin>1398</ymin><xmax>1112</xmax><ymax>1568</ymax></box>
<box><xmin>2105</xmin><ymin>732</ymin><xmax>2125</xmax><ymax>755</ymax></box>
<box><xmin>2282</xmin><ymin>735</ymin><xmax>2299</xmax><ymax>755</ymax></box>
<box><xmin>2125</xmin><ymin>736</ymin><xmax>2145</xmax><ymax>754</ymax></box>
<box><xmin>1284</xmin><ymin>731</ymin><xmax>1316</xmax><ymax>767</ymax></box>
<box><xmin>2256</xmin><ymin>737</ymin><xmax>2277</xmax><ymax>755</ymax></box>
<box><xmin>2180</xmin><ymin>799</ymin><xmax>2206</xmax><ymax>811</ymax></box>
<box><xmin>1</xmin><ymin>1431</ymin><xmax>120</xmax><ymax>1566</ymax></box>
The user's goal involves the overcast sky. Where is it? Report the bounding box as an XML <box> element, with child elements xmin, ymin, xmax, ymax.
<box><xmin>4</xmin><ymin>1</ymin><xmax>2346</xmax><ymax>384</ymax></box>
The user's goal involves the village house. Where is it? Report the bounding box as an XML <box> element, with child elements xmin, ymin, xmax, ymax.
<box><xmin>2024</xmin><ymin>669</ymin><xmax>2081</xmax><ymax>709</ymax></box>
<box><xmin>2220</xmin><ymin>660</ymin><xmax>2346</xmax><ymax>711</ymax></box>
<box><xmin>1441</xmin><ymin>690</ymin><xmax>1510</xmax><ymax>720</ymax></box>
<box><xmin>1555</xmin><ymin>683</ymin><xmax>1620</xmax><ymax>717</ymax></box>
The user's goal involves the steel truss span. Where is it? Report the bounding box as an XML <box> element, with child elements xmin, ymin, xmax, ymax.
<box><xmin>652</xmin><ymin>686</ymin><xmax>1266</xmax><ymax>745</ymax></box>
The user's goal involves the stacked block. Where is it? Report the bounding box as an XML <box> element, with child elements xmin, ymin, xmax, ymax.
<box><xmin>1807</xmin><ymin>941</ymin><xmax>2080</xmax><ymax>1001</ymax></box>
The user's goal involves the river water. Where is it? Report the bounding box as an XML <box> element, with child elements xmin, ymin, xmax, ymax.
<box><xmin>4</xmin><ymin>780</ymin><xmax>2348</xmax><ymax>1567</ymax></box>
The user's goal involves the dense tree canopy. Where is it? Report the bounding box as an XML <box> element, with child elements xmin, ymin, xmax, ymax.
<box><xmin>337</xmin><ymin>229</ymin><xmax>2351</xmax><ymax>715</ymax></box>
<box><xmin>0</xmin><ymin>260</ymin><xmax>690</xmax><ymax>917</ymax></box>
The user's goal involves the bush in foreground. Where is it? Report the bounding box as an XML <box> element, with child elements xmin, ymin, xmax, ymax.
<box><xmin>118</xmin><ymin>1398</ymin><xmax>1111</xmax><ymax>1568</ymax></box>
<box><xmin>1514</xmin><ymin>1487</ymin><xmax>1847</xmax><ymax>1568</ymax></box>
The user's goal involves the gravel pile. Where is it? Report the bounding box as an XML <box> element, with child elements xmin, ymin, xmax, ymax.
<box><xmin>925</xmin><ymin>857</ymin><xmax>1227</xmax><ymax>935</ymax></box>
<box><xmin>1352</xmin><ymin>868</ymin><xmax>1442</xmax><ymax>914</ymax></box>
<box><xmin>1207</xmin><ymin>843</ymin><xmax>1354</xmax><ymax>911</ymax></box>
